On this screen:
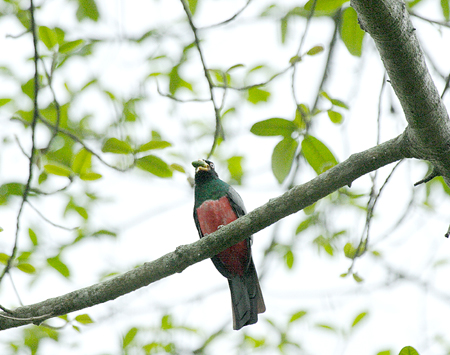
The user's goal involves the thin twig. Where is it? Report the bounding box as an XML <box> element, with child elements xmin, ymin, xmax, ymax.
<box><xmin>14</xmin><ymin>135</ymin><xmax>31</xmax><ymax>159</ymax></box>
<box><xmin>9</xmin><ymin>273</ymin><xmax>23</xmax><ymax>307</ymax></box>
<box><xmin>199</xmin><ymin>0</ymin><xmax>253</xmax><ymax>30</ymax></box>
<box><xmin>155</xmin><ymin>80</ymin><xmax>209</xmax><ymax>102</ymax></box>
<box><xmin>410</xmin><ymin>11</ymin><xmax>450</xmax><ymax>28</ymax></box>
<box><xmin>0</xmin><ymin>0</ymin><xmax>40</xmax><ymax>285</ymax></box>
<box><xmin>29</xmin><ymin>178</ymin><xmax>73</xmax><ymax>195</ymax></box>
<box><xmin>0</xmin><ymin>304</ymin><xmax>13</xmax><ymax>314</ymax></box>
<box><xmin>311</xmin><ymin>8</ymin><xmax>340</xmax><ymax>113</ymax></box>
<box><xmin>287</xmin><ymin>10</ymin><xmax>340</xmax><ymax>190</ymax></box>
<box><xmin>291</xmin><ymin>0</ymin><xmax>318</xmax><ymax>106</ymax></box>
<box><xmin>179</xmin><ymin>0</ymin><xmax>223</xmax><ymax>158</ymax></box>
<box><xmin>219</xmin><ymin>65</ymin><xmax>291</xmax><ymax>91</ymax></box>
<box><xmin>441</xmin><ymin>75</ymin><xmax>450</xmax><ymax>99</ymax></box>
<box><xmin>349</xmin><ymin>160</ymin><xmax>403</xmax><ymax>273</ymax></box>
<box><xmin>40</xmin><ymin>55</ymin><xmax>62</xmax><ymax>154</ymax></box>
<box><xmin>37</xmin><ymin>116</ymin><xmax>132</xmax><ymax>172</ymax></box>
<box><xmin>377</xmin><ymin>73</ymin><xmax>387</xmax><ymax>145</ymax></box>
<box><xmin>27</xmin><ymin>201</ymin><xmax>79</xmax><ymax>231</ymax></box>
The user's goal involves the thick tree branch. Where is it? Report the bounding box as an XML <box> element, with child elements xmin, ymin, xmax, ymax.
<box><xmin>0</xmin><ymin>135</ymin><xmax>406</xmax><ymax>331</ymax></box>
<box><xmin>351</xmin><ymin>0</ymin><xmax>450</xmax><ymax>181</ymax></box>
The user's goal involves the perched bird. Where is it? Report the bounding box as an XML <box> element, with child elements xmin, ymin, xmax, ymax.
<box><xmin>192</xmin><ymin>159</ymin><xmax>265</xmax><ymax>330</ymax></box>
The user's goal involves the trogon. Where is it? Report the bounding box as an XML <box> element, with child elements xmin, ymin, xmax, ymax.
<box><xmin>192</xmin><ymin>159</ymin><xmax>265</xmax><ymax>330</ymax></box>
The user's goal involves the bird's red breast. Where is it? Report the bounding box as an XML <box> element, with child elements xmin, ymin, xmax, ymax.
<box><xmin>196</xmin><ymin>196</ymin><xmax>249</xmax><ymax>276</ymax></box>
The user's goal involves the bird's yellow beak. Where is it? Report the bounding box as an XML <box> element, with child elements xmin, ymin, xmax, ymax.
<box><xmin>192</xmin><ymin>159</ymin><xmax>209</xmax><ymax>172</ymax></box>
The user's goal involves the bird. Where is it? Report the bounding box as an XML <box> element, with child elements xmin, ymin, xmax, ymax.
<box><xmin>192</xmin><ymin>159</ymin><xmax>265</xmax><ymax>330</ymax></box>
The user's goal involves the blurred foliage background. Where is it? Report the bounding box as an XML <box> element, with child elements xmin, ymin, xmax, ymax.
<box><xmin>0</xmin><ymin>0</ymin><xmax>450</xmax><ymax>354</ymax></box>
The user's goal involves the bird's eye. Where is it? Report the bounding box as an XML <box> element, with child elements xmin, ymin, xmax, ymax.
<box><xmin>209</xmin><ymin>162</ymin><xmax>214</xmax><ymax>169</ymax></box>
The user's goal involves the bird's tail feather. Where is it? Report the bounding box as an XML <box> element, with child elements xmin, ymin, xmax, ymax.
<box><xmin>228</xmin><ymin>261</ymin><xmax>265</xmax><ymax>330</ymax></box>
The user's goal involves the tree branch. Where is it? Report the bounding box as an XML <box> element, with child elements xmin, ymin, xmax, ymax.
<box><xmin>351</xmin><ymin>0</ymin><xmax>450</xmax><ymax>181</ymax></box>
<box><xmin>0</xmin><ymin>135</ymin><xmax>406</xmax><ymax>331</ymax></box>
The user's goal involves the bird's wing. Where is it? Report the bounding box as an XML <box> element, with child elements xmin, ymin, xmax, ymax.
<box><xmin>226</xmin><ymin>185</ymin><xmax>247</xmax><ymax>217</ymax></box>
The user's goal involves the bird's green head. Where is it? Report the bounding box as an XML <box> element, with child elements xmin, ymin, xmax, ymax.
<box><xmin>192</xmin><ymin>159</ymin><xmax>219</xmax><ymax>180</ymax></box>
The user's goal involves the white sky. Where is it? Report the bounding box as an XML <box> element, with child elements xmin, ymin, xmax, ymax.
<box><xmin>1</xmin><ymin>0</ymin><xmax>450</xmax><ymax>354</ymax></box>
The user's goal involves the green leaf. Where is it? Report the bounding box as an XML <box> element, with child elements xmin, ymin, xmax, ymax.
<box><xmin>123</xmin><ymin>327</ymin><xmax>138</xmax><ymax>348</ymax></box>
<box><xmin>280</xmin><ymin>16</ymin><xmax>288</xmax><ymax>44</ymax></box>
<box><xmin>251</xmin><ymin>118</ymin><xmax>297</xmax><ymax>137</ymax></box>
<box><xmin>344</xmin><ymin>242</ymin><xmax>356</xmax><ymax>259</ymax></box>
<box><xmin>75</xmin><ymin>206</ymin><xmax>88</xmax><ymax>219</ymax></box>
<box><xmin>284</xmin><ymin>250</ymin><xmax>294</xmax><ymax>269</ymax></box>
<box><xmin>316</xmin><ymin>324</ymin><xmax>335</xmax><ymax>331</ymax></box>
<box><xmin>0</xmin><ymin>227</ymin><xmax>3</xmax><ymax>232</ymax></box>
<box><xmin>0</xmin><ymin>253</ymin><xmax>9</xmax><ymax>265</ymax></box>
<box><xmin>54</xmin><ymin>27</ymin><xmax>65</xmax><ymax>44</ymax></box>
<box><xmin>58</xmin><ymin>314</ymin><xmax>69</xmax><ymax>322</ymax></box>
<box><xmin>29</xmin><ymin>228</ymin><xmax>38</xmax><ymax>246</ymax></box>
<box><xmin>226</xmin><ymin>64</ymin><xmax>245</xmax><ymax>72</ymax></box>
<box><xmin>44</xmin><ymin>164</ymin><xmax>72</xmax><ymax>177</ymax></box>
<box><xmin>289</xmin><ymin>55</ymin><xmax>302</xmax><ymax>64</ymax></box>
<box><xmin>289</xmin><ymin>310</ymin><xmax>307</xmax><ymax>323</ymax></box>
<box><xmin>227</xmin><ymin>156</ymin><xmax>244</xmax><ymax>185</ymax></box>
<box><xmin>72</xmin><ymin>148</ymin><xmax>91</xmax><ymax>174</ymax></box>
<box><xmin>17</xmin><ymin>263</ymin><xmax>36</xmax><ymax>274</ymax></box>
<box><xmin>247</xmin><ymin>87</ymin><xmax>271</xmax><ymax>104</ymax></box>
<box><xmin>272</xmin><ymin>137</ymin><xmax>298</xmax><ymax>184</ymax></box>
<box><xmin>330</xmin><ymin>98</ymin><xmax>349</xmax><ymax>109</ymax></box>
<box><xmin>102</xmin><ymin>138</ymin><xmax>133</xmax><ymax>154</ymax></box>
<box><xmin>170</xmin><ymin>163</ymin><xmax>185</xmax><ymax>173</ymax></box>
<box><xmin>38</xmin><ymin>172</ymin><xmax>48</xmax><ymax>184</ymax></box>
<box><xmin>79</xmin><ymin>172</ymin><xmax>102</xmax><ymax>181</ymax></box>
<box><xmin>398</xmin><ymin>346</ymin><xmax>420</xmax><ymax>355</ymax></box>
<box><xmin>352</xmin><ymin>273</ymin><xmax>364</xmax><ymax>283</ymax></box>
<box><xmin>123</xmin><ymin>98</ymin><xmax>139</xmax><ymax>122</ymax></box>
<box><xmin>294</xmin><ymin>107</ymin><xmax>307</xmax><ymax>129</ymax></box>
<box><xmin>307</xmin><ymin>45</ymin><xmax>324</xmax><ymax>56</ymax></box>
<box><xmin>137</xmin><ymin>140</ymin><xmax>171</xmax><ymax>152</ymax></box>
<box><xmin>442</xmin><ymin>0</ymin><xmax>450</xmax><ymax>20</ymax></box>
<box><xmin>244</xmin><ymin>335</ymin><xmax>266</xmax><ymax>348</ymax></box>
<box><xmin>16</xmin><ymin>10</ymin><xmax>31</xmax><ymax>29</ymax></box>
<box><xmin>187</xmin><ymin>0</ymin><xmax>198</xmax><ymax>15</ymax></box>
<box><xmin>161</xmin><ymin>314</ymin><xmax>173</xmax><ymax>330</ymax></box>
<box><xmin>351</xmin><ymin>311</ymin><xmax>368</xmax><ymax>327</ymax></box>
<box><xmin>136</xmin><ymin>155</ymin><xmax>173</xmax><ymax>178</ymax></box>
<box><xmin>340</xmin><ymin>7</ymin><xmax>365</xmax><ymax>57</ymax></box>
<box><xmin>0</xmin><ymin>98</ymin><xmax>11</xmax><ymax>107</ymax></box>
<box><xmin>38</xmin><ymin>26</ymin><xmax>58</xmax><ymax>50</ymax></box>
<box><xmin>328</xmin><ymin>110</ymin><xmax>343</xmax><ymax>124</ymax></box>
<box><xmin>169</xmin><ymin>65</ymin><xmax>193</xmax><ymax>95</ymax></box>
<box><xmin>0</xmin><ymin>182</ymin><xmax>25</xmax><ymax>205</ymax></box>
<box><xmin>296</xmin><ymin>217</ymin><xmax>313</xmax><ymax>234</ymax></box>
<box><xmin>301</xmin><ymin>135</ymin><xmax>338</xmax><ymax>175</ymax></box>
<box><xmin>17</xmin><ymin>251</ymin><xmax>31</xmax><ymax>263</ymax></box>
<box><xmin>47</xmin><ymin>255</ymin><xmax>70</xmax><ymax>278</ymax></box>
<box><xmin>59</xmin><ymin>39</ymin><xmax>84</xmax><ymax>54</ymax></box>
<box><xmin>75</xmin><ymin>314</ymin><xmax>94</xmax><ymax>324</ymax></box>
<box><xmin>304</xmin><ymin>0</ymin><xmax>348</xmax><ymax>13</ymax></box>
<box><xmin>376</xmin><ymin>351</ymin><xmax>391</xmax><ymax>355</ymax></box>
<box><xmin>92</xmin><ymin>229</ymin><xmax>117</xmax><ymax>237</ymax></box>
<box><xmin>76</xmin><ymin>0</ymin><xmax>100</xmax><ymax>21</ymax></box>
<box><xmin>21</xmin><ymin>78</ymin><xmax>35</xmax><ymax>100</ymax></box>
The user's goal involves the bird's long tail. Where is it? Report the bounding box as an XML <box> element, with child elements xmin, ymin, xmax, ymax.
<box><xmin>228</xmin><ymin>260</ymin><xmax>265</xmax><ymax>330</ymax></box>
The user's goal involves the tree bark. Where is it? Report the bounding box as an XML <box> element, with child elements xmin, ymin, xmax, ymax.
<box><xmin>0</xmin><ymin>136</ymin><xmax>405</xmax><ymax>331</ymax></box>
<box><xmin>2</xmin><ymin>0</ymin><xmax>449</xmax><ymax>331</ymax></box>
<box><xmin>351</xmin><ymin>0</ymin><xmax>450</xmax><ymax>180</ymax></box>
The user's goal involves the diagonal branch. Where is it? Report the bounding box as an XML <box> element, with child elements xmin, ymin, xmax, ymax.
<box><xmin>0</xmin><ymin>135</ymin><xmax>406</xmax><ymax>331</ymax></box>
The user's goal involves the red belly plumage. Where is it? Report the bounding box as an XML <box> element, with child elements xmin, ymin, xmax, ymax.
<box><xmin>196</xmin><ymin>196</ymin><xmax>249</xmax><ymax>276</ymax></box>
